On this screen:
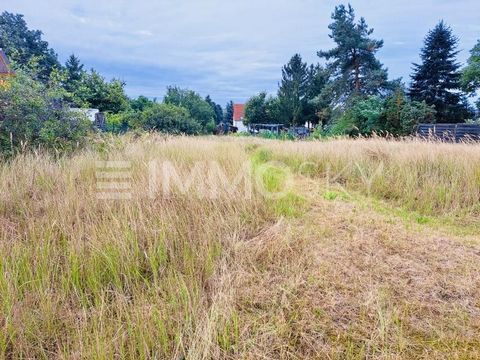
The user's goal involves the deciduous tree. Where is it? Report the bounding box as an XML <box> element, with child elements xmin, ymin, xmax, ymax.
<box><xmin>129</xmin><ymin>103</ymin><xmax>201</xmax><ymax>134</ymax></box>
<box><xmin>164</xmin><ymin>87</ymin><xmax>215</xmax><ymax>132</ymax></box>
<box><xmin>73</xmin><ymin>70</ymin><xmax>129</xmax><ymax>113</ymax></box>
<box><xmin>244</xmin><ymin>92</ymin><xmax>280</xmax><ymax>125</ymax></box>
<box><xmin>0</xmin><ymin>70</ymin><xmax>91</xmax><ymax>154</ymax></box>
<box><xmin>461</xmin><ymin>40</ymin><xmax>480</xmax><ymax>113</ymax></box>
<box><xmin>0</xmin><ymin>12</ymin><xmax>60</xmax><ymax>82</ymax></box>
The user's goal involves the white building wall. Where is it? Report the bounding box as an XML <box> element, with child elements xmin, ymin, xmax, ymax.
<box><xmin>234</xmin><ymin>119</ymin><xmax>248</xmax><ymax>132</ymax></box>
<box><xmin>70</xmin><ymin>108</ymin><xmax>100</xmax><ymax>122</ymax></box>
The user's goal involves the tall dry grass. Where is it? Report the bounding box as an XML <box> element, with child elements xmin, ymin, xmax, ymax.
<box><xmin>231</xmin><ymin>137</ymin><xmax>480</xmax><ymax>359</ymax></box>
<box><xmin>0</xmin><ymin>135</ymin><xmax>270</xmax><ymax>359</ymax></box>
<box><xmin>262</xmin><ymin>137</ymin><xmax>480</xmax><ymax>217</ymax></box>
<box><xmin>0</xmin><ymin>134</ymin><xmax>479</xmax><ymax>359</ymax></box>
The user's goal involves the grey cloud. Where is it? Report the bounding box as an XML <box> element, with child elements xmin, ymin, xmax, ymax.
<box><xmin>1</xmin><ymin>0</ymin><xmax>479</xmax><ymax>104</ymax></box>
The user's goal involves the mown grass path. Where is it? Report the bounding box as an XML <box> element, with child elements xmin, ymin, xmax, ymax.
<box><xmin>225</xmin><ymin>173</ymin><xmax>480</xmax><ymax>359</ymax></box>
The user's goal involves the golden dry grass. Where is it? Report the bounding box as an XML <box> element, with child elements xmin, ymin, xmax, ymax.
<box><xmin>0</xmin><ymin>134</ymin><xmax>479</xmax><ymax>359</ymax></box>
<box><xmin>230</xmin><ymin>194</ymin><xmax>480</xmax><ymax>359</ymax></box>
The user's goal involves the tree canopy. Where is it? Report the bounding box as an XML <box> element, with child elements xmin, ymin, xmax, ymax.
<box><xmin>0</xmin><ymin>70</ymin><xmax>91</xmax><ymax>154</ymax></box>
<box><xmin>318</xmin><ymin>4</ymin><xmax>389</xmax><ymax>102</ymax></box>
<box><xmin>461</xmin><ymin>40</ymin><xmax>480</xmax><ymax>112</ymax></box>
<box><xmin>224</xmin><ymin>101</ymin><xmax>234</xmax><ymax>125</ymax></box>
<box><xmin>64</xmin><ymin>54</ymin><xmax>84</xmax><ymax>93</ymax></box>
<box><xmin>0</xmin><ymin>11</ymin><xmax>60</xmax><ymax>82</ymax></box>
<box><xmin>244</xmin><ymin>92</ymin><xmax>280</xmax><ymax>125</ymax></box>
<box><xmin>164</xmin><ymin>87</ymin><xmax>216</xmax><ymax>132</ymax></box>
<box><xmin>128</xmin><ymin>102</ymin><xmax>202</xmax><ymax>135</ymax></box>
<box><xmin>70</xmin><ymin>70</ymin><xmax>129</xmax><ymax>113</ymax></box>
<box><xmin>205</xmin><ymin>95</ymin><xmax>224</xmax><ymax>124</ymax></box>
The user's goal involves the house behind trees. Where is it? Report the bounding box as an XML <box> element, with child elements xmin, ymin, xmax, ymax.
<box><xmin>233</xmin><ymin>104</ymin><xmax>247</xmax><ymax>132</ymax></box>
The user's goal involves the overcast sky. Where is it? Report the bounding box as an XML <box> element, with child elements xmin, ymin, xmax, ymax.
<box><xmin>1</xmin><ymin>0</ymin><xmax>479</xmax><ymax>105</ymax></box>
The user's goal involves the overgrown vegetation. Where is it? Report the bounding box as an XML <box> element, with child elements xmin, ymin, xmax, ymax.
<box><xmin>0</xmin><ymin>135</ymin><xmax>479</xmax><ymax>358</ymax></box>
<box><xmin>245</xmin><ymin>5</ymin><xmax>479</xmax><ymax>134</ymax></box>
<box><xmin>0</xmin><ymin>11</ymin><xmax>232</xmax><ymax>154</ymax></box>
<box><xmin>2</xmin><ymin>5</ymin><xmax>480</xmax><ymax>155</ymax></box>
<box><xmin>2</xmin><ymin>3</ymin><xmax>480</xmax><ymax>359</ymax></box>
<box><xmin>263</xmin><ymin>138</ymin><xmax>480</xmax><ymax>217</ymax></box>
<box><xmin>0</xmin><ymin>70</ymin><xmax>91</xmax><ymax>154</ymax></box>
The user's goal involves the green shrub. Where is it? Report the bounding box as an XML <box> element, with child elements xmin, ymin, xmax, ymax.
<box><xmin>327</xmin><ymin>91</ymin><xmax>436</xmax><ymax>136</ymax></box>
<box><xmin>0</xmin><ymin>70</ymin><xmax>91</xmax><ymax>154</ymax></box>
<box><xmin>129</xmin><ymin>103</ymin><xmax>202</xmax><ymax>135</ymax></box>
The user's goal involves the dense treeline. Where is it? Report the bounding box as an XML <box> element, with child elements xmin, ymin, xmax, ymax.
<box><xmin>245</xmin><ymin>5</ymin><xmax>480</xmax><ymax>135</ymax></box>
<box><xmin>1</xmin><ymin>5</ymin><xmax>480</xmax><ymax>154</ymax></box>
<box><xmin>0</xmin><ymin>11</ymin><xmax>232</xmax><ymax>154</ymax></box>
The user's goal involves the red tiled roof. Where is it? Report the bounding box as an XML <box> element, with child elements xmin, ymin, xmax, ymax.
<box><xmin>233</xmin><ymin>104</ymin><xmax>245</xmax><ymax>121</ymax></box>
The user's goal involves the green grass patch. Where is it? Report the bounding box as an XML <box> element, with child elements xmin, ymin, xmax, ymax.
<box><xmin>217</xmin><ymin>311</ymin><xmax>240</xmax><ymax>352</ymax></box>
<box><xmin>260</xmin><ymin>164</ymin><xmax>290</xmax><ymax>193</ymax></box>
<box><xmin>348</xmin><ymin>190</ymin><xmax>480</xmax><ymax>238</ymax></box>
<box><xmin>270</xmin><ymin>192</ymin><xmax>307</xmax><ymax>218</ymax></box>
<box><xmin>250</xmin><ymin>148</ymin><xmax>272</xmax><ymax>166</ymax></box>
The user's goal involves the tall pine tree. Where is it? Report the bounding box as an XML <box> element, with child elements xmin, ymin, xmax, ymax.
<box><xmin>65</xmin><ymin>55</ymin><xmax>84</xmax><ymax>82</ymax></box>
<box><xmin>304</xmin><ymin>64</ymin><xmax>331</xmax><ymax>127</ymax></box>
<box><xmin>64</xmin><ymin>54</ymin><xmax>84</xmax><ymax>94</ymax></box>
<box><xmin>318</xmin><ymin>5</ymin><xmax>389</xmax><ymax>102</ymax></box>
<box><xmin>409</xmin><ymin>21</ymin><xmax>470</xmax><ymax>123</ymax></box>
<box><xmin>278</xmin><ymin>54</ymin><xmax>309</xmax><ymax>126</ymax></box>
<box><xmin>205</xmin><ymin>95</ymin><xmax>223</xmax><ymax>124</ymax></box>
<box><xmin>224</xmin><ymin>100</ymin><xmax>234</xmax><ymax>125</ymax></box>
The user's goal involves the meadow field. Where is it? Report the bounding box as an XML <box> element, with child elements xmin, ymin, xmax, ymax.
<box><xmin>0</xmin><ymin>135</ymin><xmax>479</xmax><ymax>359</ymax></box>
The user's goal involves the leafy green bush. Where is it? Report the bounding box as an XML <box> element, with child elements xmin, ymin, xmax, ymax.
<box><xmin>327</xmin><ymin>110</ymin><xmax>358</xmax><ymax>136</ymax></box>
<box><xmin>311</xmin><ymin>125</ymin><xmax>327</xmax><ymax>139</ymax></box>
<box><xmin>0</xmin><ymin>71</ymin><xmax>92</xmax><ymax>154</ymax></box>
<box><xmin>327</xmin><ymin>91</ymin><xmax>436</xmax><ymax>136</ymax></box>
<box><xmin>106</xmin><ymin>111</ymin><xmax>136</xmax><ymax>134</ymax></box>
<box><xmin>128</xmin><ymin>103</ymin><xmax>202</xmax><ymax>134</ymax></box>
